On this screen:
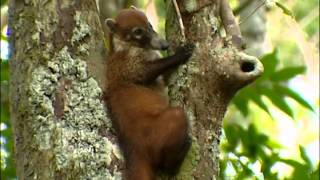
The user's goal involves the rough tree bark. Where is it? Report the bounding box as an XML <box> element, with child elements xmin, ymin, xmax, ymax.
<box><xmin>9</xmin><ymin>0</ymin><xmax>123</xmax><ymax>179</ymax></box>
<box><xmin>9</xmin><ymin>0</ymin><xmax>263</xmax><ymax>179</ymax></box>
<box><xmin>164</xmin><ymin>0</ymin><xmax>264</xmax><ymax>179</ymax></box>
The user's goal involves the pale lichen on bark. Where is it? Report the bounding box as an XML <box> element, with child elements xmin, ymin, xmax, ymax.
<box><xmin>29</xmin><ymin>46</ymin><xmax>120</xmax><ymax>179</ymax></box>
<box><xmin>10</xmin><ymin>0</ymin><xmax>122</xmax><ymax>179</ymax></box>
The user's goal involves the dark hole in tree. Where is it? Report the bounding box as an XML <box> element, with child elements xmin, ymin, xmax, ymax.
<box><xmin>241</xmin><ymin>62</ymin><xmax>255</xmax><ymax>72</ymax></box>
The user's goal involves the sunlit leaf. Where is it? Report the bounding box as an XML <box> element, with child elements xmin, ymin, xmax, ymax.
<box><xmin>274</xmin><ymin>84</ymin><xmax>314</xmax><ymax>111</ymax></box>
<box><xmin>248</xmin><ymin>124</ymin><xmax>257</xmax><ymax>138</ymax></box>
<box><xmin>280</xmin><ymin>159</ymin><xmax>303</xmax><ymax>167</ymax></box>
<box><xmin>260</xmin><ymin>49</ymin><xmax>279</xmax><ymax>78</ymax></box>
<box><xmin>245</xmin><ymin>88</ymin><xmax>271</xmax><ymax>116</ymax></box>
<box><xmin>270</xmin><ymin>66</ymin><xmax>306</xmax><ymax>82</ymax></box>
<box><xmin>310</xmin><ymin>164</ymin><xmax>319</xmax><ymax>180</ymax></box>
<box><xmin>1</xmin><ymin>34</ymin><xmax>8</xmax><ymax>41</ymax></box>
<box><xmin>266</xmin><ymin>139</ymin><xmax>283</xmax><ymax>149</ymax></box>
<box><xmin>299</xmin><ymin>146</ymin><xmax>312</xmax><ymax>170</ymax></box>
<box><xmin>232</xmin><ymin>93</ymin><xmax>249</xmax><ymax>116</ymax></box>
<box><xmin>257</xmin><ymin>134</ymin><xmax>268</xmax><ymax>144</ymax></box>
<box><xmin>280</xmin><ymin>157</ymin><xmax>313</xmax><ymax>180</ymax></box>
<box><xmin>223</xmin><ymin>125</ymin><xmax>240</xmax><ymax>151</ymax></box>
<box><xmin>262</xmin><ymin>88</ymin><xmax>294</xmax><ymax>118</ymax></box>
<box><xmin>238</xmin><ymin>160</ymin><xmax>255</xmax><ymax>178</ymax></box>
<box><xmin>1</xmin><ymin>0</ymin><xmax>7</xmax><ymax>6</ymax></box>
<box><xmin>219</xmin><ymin>158</ymin><xmax>227</xmax><ymax>179</ymax></box>
<box><xmin>240</xmin><ymin>126</ymin><xmax>259</xmax><ymax>159</ymax></box>
<box><xmin>1</xmin><ymin>60</ymin><xmax>9</xmax><ymax>81</ymax></box>
<box><xmin>232</xmin><ymin>86</ymin><xmax>271</xmax><ymax>117</ymax></box>
<box><xmin>260</xmin><ymin>153</ymin><xmax>282</xmax><ymax>179</ymax></box>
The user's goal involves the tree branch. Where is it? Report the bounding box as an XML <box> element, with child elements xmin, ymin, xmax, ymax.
<box><xmin>220</xmin><ymin>0</ymin><xmax>243</xmax><ymax>49</ymax></box>
<box><xmin>173</xmin><ymin>0</ymin><xmax>186</xmax><ymax>41</ymax></box>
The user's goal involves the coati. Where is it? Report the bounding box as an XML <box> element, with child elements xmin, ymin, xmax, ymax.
<box><xmin>104</xmin><ymin>7</ymin><xmax>194</xmax><ymax>180</ymax></box>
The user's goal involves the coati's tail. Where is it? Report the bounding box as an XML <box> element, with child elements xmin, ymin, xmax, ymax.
<box><xmin>124</xmin><ymin>154</ymin><xmax>155</xmax><ymax>180</ymax></box>
<box><xmin>158</xmin><ymin>107</ymin><xmax>191</xmax><ymax>174</ymax></box>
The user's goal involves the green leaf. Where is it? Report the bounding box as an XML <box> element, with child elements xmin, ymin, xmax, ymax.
<box><xmin>270</xmin><ymin>66</ymin><xmax>306</xmax><ymax>82</ymax></box>
<box><xmin>310</xmin><ymin>164</ymin><xmax>319</xmax><ymax>180</ymax></box>
<box><xmin>262</xmin><ymin>88</ymin><xmax>294</xmax><ymax>118</ymax></box>
<box><xmin>238</xmin><ymin>160</ymin><xmax>254</xmax><ymax>177</ymax></box>
<box><xmin>232</xmin><ymin>93</ymin><xmax>249</xmax><ymax>116</ymax></box>
<box><xmin>266</xmin><ymin>139</ymin><xmax>283</xmax><ymax>149</ymax></box>
<box><xmin>260</xmin><ymin>49</ymin><xmax>279</xmax><ymax>78</ymax></box>
<box><xmin>299</xmin><ymin>146</ymin><xmax>312</xmax><ymax>170</ymax></box>
<box><xmin>281</xmin><ymin>158</ymin><xmax>310</xmax><ymax>180</ymax></box>
<box><xmin>245</xmin><ymin>88</ymin><xmax>271</xmax><ymax>116</ymax></box>
<box><xmin>223</xmin><ymin>125</ymin><xmax>240</xmax><ymax>151</ymax></box>
<box><xmin>1</xmin><ymin>60</ymin><xmax>9</xmax><ymax>81</ymax></box>
<box><xmin>233</xmin><ymin>86</ymin><xmax>271</xmax><ymax>117</ymax></box>
<box><xmin>275</xmin><ymin>2</ymin><xmax>295</xmax><ymax>18</ymax></box>
<box><xmin>280</xmin><ymin>159</ymin><xmax>303</xmax><ymax>167</ymax></box>
<box><xmin>248</xmin><ymin>124</ymin><xmax>257</xmax><ymax>139</ymax></box>
<box><xmin>257</xmin><ymin>134</ymin><xmax>269</xmax><ymax>144</ymax></box>
<box><xmin>1</xmin><ymin>34</ymin><xmax>8</xmax><ymax>41</ymax></box>
<box><xmin>1</xmin><ymin>0</ymin><xmax>7</xmax><ymax>6</ymax></box>
<box><xmin>274</xmin><ymin>84</ymin><xmax>314</xmax><ymax>111</ymax></box>
<box><xmin>238</xmin><ymin>126</ymin><xmax>250</xmax><ymax>147</ymax></box>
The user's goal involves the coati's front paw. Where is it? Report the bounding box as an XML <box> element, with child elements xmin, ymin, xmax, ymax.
<box><xmin>175</xmin><ymin>43</ymin><xmax>195</xmax><ymax>60</ymax></box>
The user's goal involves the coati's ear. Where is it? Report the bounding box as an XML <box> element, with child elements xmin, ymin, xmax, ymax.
<box><xmin>130</xmin><ymin>5</ymin><xmax>138</xmax><ymax>10</ymax></box>
<box><xmin>105</xmin><ymin>18</ymin><xmax>117</xmax><ymax>33</ymax></box>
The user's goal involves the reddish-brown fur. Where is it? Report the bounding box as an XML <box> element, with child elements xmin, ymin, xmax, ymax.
<box><xmin>104</xmin><ymin>8</ymin><xmax>193</xmax><ymax>180</ymax></box>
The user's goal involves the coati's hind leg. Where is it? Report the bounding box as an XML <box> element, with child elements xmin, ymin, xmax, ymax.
<box><xmin>161</xmin><ymin>133</ymin><xmax>191</xmax><ymax>174</ymax></box>
<box><xmin>157</xmin><ymin>107</ymin><xmax>191</xmax><ymax>174</ymax></box>
<box><xmin>124</xmin><ymin>151</ymin><xmax>155</xmax><ymax>180</ymax></box>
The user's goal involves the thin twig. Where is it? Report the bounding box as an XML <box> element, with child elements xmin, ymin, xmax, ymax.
<box><xmin>234</xmin><ymin>0</ymin><xmax>254</xmax><ymax>15</ymax></box>
<box><xmin>173</xmin><ymin>0</ymin><xmax>186</xmax><ymax>41</ymax></box>
<box><xmin>239</xmin><ymin>0</ymin><xmax>266</xmax><ymax>25</ymax></box>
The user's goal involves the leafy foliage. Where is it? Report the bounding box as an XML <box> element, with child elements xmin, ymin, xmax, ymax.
<box><xmin>1</xmin><ymin>60</ymin><xmax>16</xmax><ymax>179</ymax></box>
<box><xmin>220</xmin><ymin>124</ymin><xmax>319</xmax><ymax>180</ymax></box>
<box><xmin>232</xmin><ymin>49</ymin><xmax>314</xmax><ymax>118</ymax></box>
<box><xmin>0</xmin><ymin>0</ymin><xmax>7</xmax><ymax>7</ymax></box>
<box><xmin>226</xmin><ymin>47</ymin><xmax>318</xmax><ymax>179</ymax></box>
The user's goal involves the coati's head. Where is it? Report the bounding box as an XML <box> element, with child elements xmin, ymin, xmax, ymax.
<box><xmin>105</xmin><ymin>6</ymin><xmax>169</xmax><ymax>50</ymax></box>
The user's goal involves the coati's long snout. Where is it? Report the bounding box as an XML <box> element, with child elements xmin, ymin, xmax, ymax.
<box><xmin>150</xmin><ymin>32</ymin><xmax>169</xmax><ymax>50</ymax></box>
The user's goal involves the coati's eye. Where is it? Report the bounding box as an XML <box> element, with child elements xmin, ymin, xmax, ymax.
<box><xmin>132</xmin><ymin>27</ymin><xmax>144</xmax><ymax>39</ymax></box>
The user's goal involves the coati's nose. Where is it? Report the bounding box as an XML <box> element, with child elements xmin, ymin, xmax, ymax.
<box><xmin>150</xmin><ymin>35</ymin><xmax>170</xmax><ymax>50</ymax></box>
<box><xmin>160</xmin><ymin>41</ymin><xmax>169</xmax><ymax>50</ymax></box>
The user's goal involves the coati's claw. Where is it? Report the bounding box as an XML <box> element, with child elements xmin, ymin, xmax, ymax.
<box><xmin>183</xmin><ymin>43</ymin><xmax>195</xmax><ymax>53</ymax></box>
<box><xmin>175</xmin><ymin>43</ymin><xmax>195</xmax><ymax>60</ymax></box>
<box><xmin>176</xmin><ymin>43</ymin><xmax>194</xmax><ymax>52</ymax></box>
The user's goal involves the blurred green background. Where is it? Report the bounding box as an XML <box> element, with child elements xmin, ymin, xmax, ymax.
<box><xmin>1</xmin><ymin>0</ymin><xmax>319</xmax><ymax>179</ymax></box>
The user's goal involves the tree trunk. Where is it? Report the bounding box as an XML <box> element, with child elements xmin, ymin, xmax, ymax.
<box><xmin>9</xmin><ymin>0</ymin><xmax>123</xmax><ymax>179</ymax></box>
<box><xmin>9</xmin><ymin>0</ymin><xmax>263</xmax><ymax>179</ymax></box>
<box><xmin>165</xmin><ymin>0</ymin><xmax>263</xmax><ymax>179</ymax></box>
